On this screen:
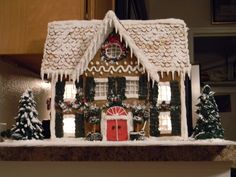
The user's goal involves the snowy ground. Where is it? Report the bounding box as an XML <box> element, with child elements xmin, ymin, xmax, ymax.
<box><xmin>0</xmin><ymin>137</ymin><xmax>235</xmax><ymax>147</ymax></box>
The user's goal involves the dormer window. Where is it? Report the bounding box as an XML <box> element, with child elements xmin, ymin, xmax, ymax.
<box><xmin>105</xmin><ymin>43</ymin><xmax>122</xmax><ymax>59</ymax></box>
<box><xmin>101</xmin><ymin>32</ymin><xmax>128</xmax><ymax>62</ymax></box>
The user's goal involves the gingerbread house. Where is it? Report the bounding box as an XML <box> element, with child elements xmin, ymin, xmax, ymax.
<box><xmin>41</xmin><ymin>11</ymin><xmax>191</xmax><ymax>141</ymax></box>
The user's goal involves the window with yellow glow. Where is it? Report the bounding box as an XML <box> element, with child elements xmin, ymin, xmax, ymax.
<box><xmin>159</xmin><ymin>112</ymin><xmax>172</xmax><ymax>134</ymax></box>
<box><xmin>158</xmin><ymin>82</ymin><xmax>171</xmax><ymax>104</ymax></box>
<box><xmin>63</xmin><ymin>114</ymin><xmax>75</xmax><ymax>137</ymax></box>
<box><xmin>64</xmin><ymin>83</ymin><xmax>76</xmax><ymax>101</ymax></box>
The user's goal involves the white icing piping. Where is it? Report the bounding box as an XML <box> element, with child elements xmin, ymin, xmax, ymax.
<box><xmin>180</xmin><ymin>72</ymin><xmax>188</xmax><ymax>139</ymax></box>
<box><xmin>87</xmin><ymin>65</ymin><xmax>145</xmax><ymax>73</ymax></box>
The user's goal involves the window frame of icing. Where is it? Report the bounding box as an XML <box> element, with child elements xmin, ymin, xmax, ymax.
<box><xmin>105</xmin><ymin>43</ymin><xmax>122</xmax><ymax>59</ymax></box>
<box><xmin>157</xmin><ymin>82</ymin><xmax>171</xmax><ymax>105</ymax></box>
<box><xmin>159</xmin><ymin>111</ymin><xmax>172</xmax><ymax>134</ymax></box>
<box><xmin>125</xmin><ymin>76</ymin><xmax>139</xmax><ymax>98</ymax></box>
<box><xmin>63</xmin><ymin>114</ymin><xmax>76</xmax><ymax>138</ymax></box>
<box><xmin>64</xmin><ymin>82</ymin><xmax>77</xmax><ymax>102</ymax></box>
<box><xmin>94</xmin><ymin>78</ymin><xmax>108</xmax><ymax>100</ymax></box>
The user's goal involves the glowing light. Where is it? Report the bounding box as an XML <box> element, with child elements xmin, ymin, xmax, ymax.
<box><xmin>63</xmin><ymin>115</ymin><xmax>75</xmax><ymax>137</ymax></box>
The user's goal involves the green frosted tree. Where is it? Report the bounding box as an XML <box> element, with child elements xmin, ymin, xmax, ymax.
<box><xmin>192</xmin><ymin>85</ymin><xmax>224</xmax><ymax>139</ymax></box>
<box><xmin>11</xmin><ymin>89</ymin><xmax>44</xmax><ymax>140</ymax></box>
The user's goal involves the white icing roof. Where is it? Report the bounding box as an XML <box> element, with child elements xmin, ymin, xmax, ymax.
<box><xmin>41</xmin><ymin>11</ymin><xmax>190</xmax><ymax>82</ymax></box>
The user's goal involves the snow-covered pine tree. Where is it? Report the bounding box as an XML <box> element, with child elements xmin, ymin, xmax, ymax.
<box><xmin>11</xmin><ymin>89</ymin><xmax>44</xmax><ymax>140</ymax></box>
<box><xmin>192</xmin><ymin>85</ymin><xmax>224</xmax><ymax>139</ymax></box>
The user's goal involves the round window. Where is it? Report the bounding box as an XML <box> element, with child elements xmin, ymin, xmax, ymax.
<box><xmin>105</xmin><ymin>43</ymin><xmax>122</xmax><ymax>59</ymax></box>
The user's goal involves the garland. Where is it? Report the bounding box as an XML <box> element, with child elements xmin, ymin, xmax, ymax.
<box><xmin>85</xmin><ymin>77</ymin><xmax>96</xmax><ymax>102</ymax></box>
<box><xmin>149</xmin><ymin>81</ymin><xmax>160</xmax><ymax>137</ymax></box>
<box><xmin>170</xmin><ymin>80</ymin><xmax>181</xmax><ymax>136</ymax></box>
<box><xmin>138</xmin><ymin>74</ymin><xmax>148</xmax><ymax>100</ymax></box>
<box><xmin>55</xmin><ymin>81</ymin><xmax>65</xmax><ymax>138</ymax></box>
<box><xmin>105</xmin><ymin>94</ymin><xmax>124</xmax><ymax>108</ymax></box>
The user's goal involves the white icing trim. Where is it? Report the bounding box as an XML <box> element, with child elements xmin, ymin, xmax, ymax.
<box><xmin>125</xmin><ymin>76</ymin><xmax>139</xmax><ymax>81</ymax></box>
<box><xmin>87</xmin><ymin>65</ymin><xmax>145</xmax><ymax>74</ymax></box>
<box><xmin>94</xmin><ymin>96</ymin><xmax>107</xmax><ymax>101</ymax></box>
<box><xmin>94</xmin><ymin>78</ymin><xmax>108</xmax><ymax>82</ymax></box>
<box><xmin>103</xmin><ymin>115</ymin><xmax>128</xmax><ymax>120</ymax></box>
<box><xmin>125</xmin><ymin>94</ymin><xmax>139</xmax><ymax>99</ymax></box>
<box><xmin>127</xmin><ymin>112</ymin><xmax>133</xmax><ymax>137</ymax></box>
<box><xmin>50</xmin><ymin>75</ymin><xmax>57</xmax><ymax>139</ymax></box>
<box><xmin>180</xmin><ymin>73</ymin><xmax>188</xmax><ymax>139</ymax></box>
<box><xmin>101</xmin><ymin>112</ymin><xmax>107</xmax><ymax>141</ymax></box>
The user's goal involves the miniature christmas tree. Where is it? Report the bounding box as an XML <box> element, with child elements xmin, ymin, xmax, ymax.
<box><xmin>11</xmin><ymin>89</ymin><xmax>44</xmax><ymax>140</ymax></box>
<box><xmin>192</xmin><ymin>85</ymin><xmax>224</xmax><ymax>139</ymax></box>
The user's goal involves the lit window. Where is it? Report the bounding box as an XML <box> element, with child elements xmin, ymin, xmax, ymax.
<box><xmin>105</xmin><ymin>43</ymin><xmax>122</xmax><ymax>59</ymax></box>
<box><xmin>125</xmin><ymin>77</ymin><xmax>139</xmax><ymax>98</ymax></box>
<box><xmin>64</xmin><ymin>83</ymin><xmax>76</xmax><ymax>101</ymax></box>
<box><xmin>158</xmin><ymin>82</ymin><xmax>171</xmax><ymax>104</ymax></box>
<box><xmin>159</xmin><ymin>112</ymin><xmax>172</xmax><ymax>134</ymax></box>
<box><xmin>63</xmin><ymin>114</ymin><xmax>75</xmax><ymax>137</ymax></box>
<box><xmin>95</xmin><ymin>78</ymin><xmax>108</xmax><ymax>100</ymax></box>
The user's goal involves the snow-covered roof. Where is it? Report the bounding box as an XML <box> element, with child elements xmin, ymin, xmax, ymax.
<box><xmin>41</xmin><ymin>11</ymin><xmax>190</xmax><ymax>82</ymax></box>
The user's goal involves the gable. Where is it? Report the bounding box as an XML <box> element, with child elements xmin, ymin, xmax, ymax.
<box><xmin>84</xmin><ymin>32</ymin><xmax>145</xmax><ymax>78</ymax></box>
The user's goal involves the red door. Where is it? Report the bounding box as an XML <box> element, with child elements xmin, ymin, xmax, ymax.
<box><xmin>106</xmin><ymin>106</ymin><xmax>128</xmax><ymax>141</ymax></box>
<box><xmin>107</xmin><ymin>120</ymin><xmax>117</xmax><ymax>141</ymax></box>
<box><xmin>117</xmin><ymin>120</ymin><xmax>128</xmax><ymax>141</ymax></box>
<box><xmin>107</xmin><ymin>120</ymin><xmax>128</xmax><ymax>141</ymax></box>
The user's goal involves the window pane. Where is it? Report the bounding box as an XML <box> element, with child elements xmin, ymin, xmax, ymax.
<box><xmin>159</xmin><ymin>112</ymin><xmax>172</xmax><ymax>134</ymax></box>
<box><xmin>95</xmin><ymin>81</ymin><xmax>108</xmax><ymax>99</ymax></box>
<box><xmin>158</xmin><ymin>82</ymin><xmax>171</xmax><ymax>104</ymax></box>
<box><xmin>64</xmin><ymin>84</ymin><xmax>76</xmax><ymax>100</ymax></box>
<box><xmin>63</xmin><ymin>115</ymin><xmax>75</xmax><ymax>137</ymax></box>
<box><xmin>125</xmin><ymin>79</ymin><xmax>138</xmax><ymax>98</ymax></box>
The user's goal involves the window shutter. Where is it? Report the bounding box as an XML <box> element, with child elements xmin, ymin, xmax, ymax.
<box><xmin>116</xmin><ymin>77</ymin><xmax>126</xmax><ymax>100</ymax></box>
<box><xmin>138</xmin><ymin>74</ymin><xmax>148</xmax><ymax>100</ymax></box>
<box><xmin>108</xmin><ymin>77</ymin><xmax>116</xmax><ymax>97</ymax></box>
<box><xmin>149</xmin><ymin>81</ymin><xmax>158</xmax><ymax>106</ymax></box>
<box><xmin>85</xmin><ymin>77</ymin><xmax>96</xmax><ymax>102</ymax></box>
<box><xmin>55</xmin><ymin>80</ymin><xmax>65</xmax><ymax>138</ymax></box>
<box><xmin>75</xmin><ymin>76</ymin><xmax>83</xmax><ymax>91</ymax></box>
<box><xmin>149</xmin><ymin>81</ymin><xmax>160</xmax><ymax>137</ymax></box>
<box><xmin>170</xmin><ymin>80</ymin><xmax>181</xmax><ymax>135</ymax></box>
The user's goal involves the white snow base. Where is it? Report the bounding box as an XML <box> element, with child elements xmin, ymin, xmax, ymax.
<box><xmin>0</xmin><ymin>137</ymin><xmax>235</xmax><ymax>147</ymax></box>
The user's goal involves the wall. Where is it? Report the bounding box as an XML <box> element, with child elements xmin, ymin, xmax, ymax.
<box><xmin>0</xmin><ymin>60</ymin><xmax>50</xmax><ymax>129</ymax></box>
<box><xmin>213</xmin><ymin>87</ymin><xmax>236</xmax><ymax>141</ymax></box>
<box><xmin>146</xmin><ymin>0</ymin><xmax>236</xmax><ymax>141</ymax></box>
<box><xmin>146</xmin><ymin>0</ymin><xmax>236</xmax><ymax>28</ymax></box>
<box><xmin>0</xmin><ymin>161</ymin><xmax>231</xmax><ymax>177</ymax></box>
